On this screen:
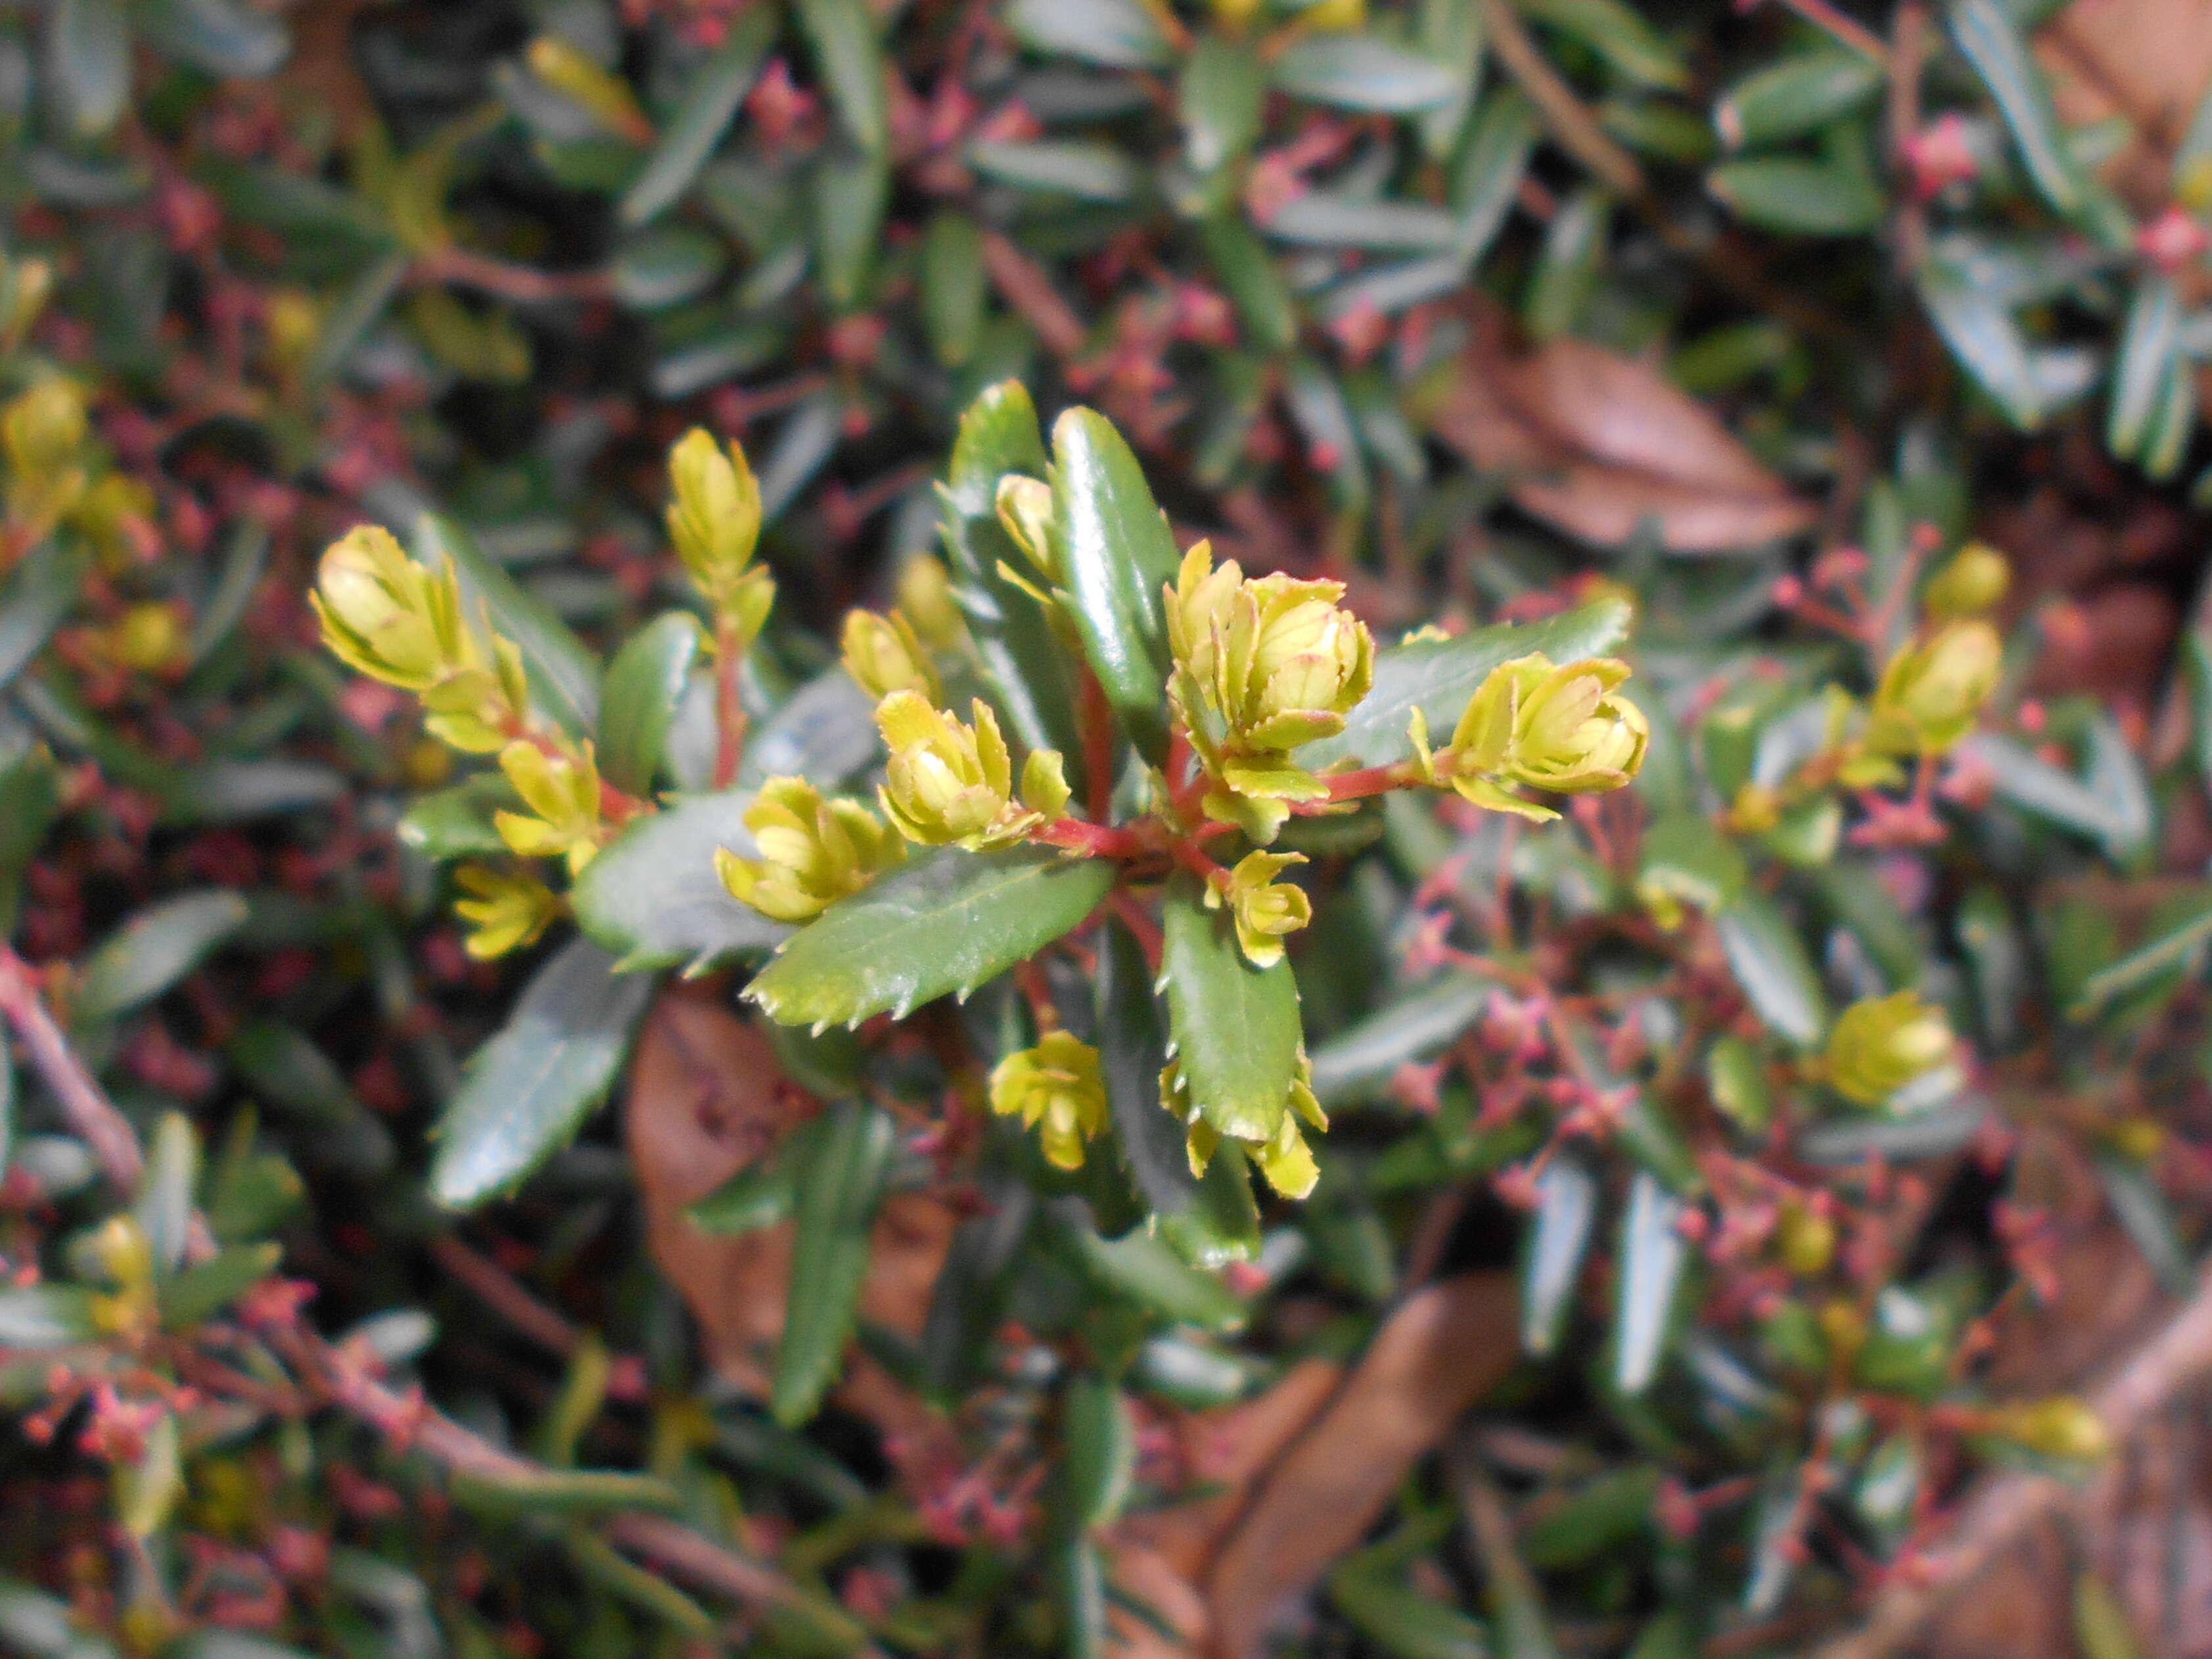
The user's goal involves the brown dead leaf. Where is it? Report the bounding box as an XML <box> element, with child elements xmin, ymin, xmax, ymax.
<box><xmin>625</xmin><ymin>983</ymin><xmax>955</xmax><ymax>1392</ymax></box>
<box><xmin>1429</xmin><ymin>306</ymin><xmax>1816</xmax><ymax>553</ymax></box>
<box><xmin>1204</xmin><ymin>1274</ymin><xmax>1518</xmax><ymax>1659</ymax></box>
<box><xmin>2038</xmin><ymin>0</ymin><xmax>2212</xmax><ymax>210</ymax></box>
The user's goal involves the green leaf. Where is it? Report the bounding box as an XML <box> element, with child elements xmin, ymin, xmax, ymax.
<box><xmin>0</xmin><ymin>747</ymin><xmax>60</xmax><ymax>939</ymax></box>
<box><xmin>185</xmin><ymin>521</ymin><xmax>269</xmax><ymax>666</ymax></box>
<box><xmin>1199</xmin><ymin>214</ymin><xmax>1299</xmax><ymax>352</ymax></box>
<box><xmin>1269</xmin><ymin>193</ymin><xmax>1463</xmax><ymax>253</ymax></box>
<box><xmin>413</xmin><ymin>513</ymin><xmax>601</xmax><ymax>737</ymax></box>
<box><xmin>137</xmin><ymin>0</ymin><xmax>288</xmax><ymax>76</ymax></box>
<box><xmin>1006</xmin><ymin>0</ymin><xmax>1174</xmax><ymax>70</ymax></box>
<box><xmin>160</xmin><ymin>1242</ymin><xmax>282</xmax><ymax>1329</ymax></box>
<box><xmin>2072</xmin><ymin>895</ymin><xmax>2212</xmax><ymax>1016</ymax></box>
<box><xmin>429</xmin><ymin>938</ymin><xmax>655</xmax><ymax>1208</ymax></box>
<box><xmin>399</xmin><ymin>774</ymin><xmax>517</xmax><ymax>859</ymax></box>
<box><xmin>1270</xmin><ymin>35</ymin><xmax>1460</xmax><ymax>113</ymax></box>
<box><xmin>1521</xmin><ymin>1467</ymin><xmax>1660</xmax><ymax>1567</ymax></box>
<box><xmin>1417</xmin><ymin>0</ymin><xmax>1485</xmax><ymax>156</ymax></box>
<box><xmin>921</xmin><ymin>210</ymin><xmax>987</xmax><ymax>367</ymax></box>
<box><xmin>611</xmin><ymin>225</ymin><xmax>727</xmax><ymax>310</ymax></box>
<box><xmin>1096</xmin><ymin>916</ymin><xmax>1260</xmax><ymax>1265</ymax></box>
<box><xmin>159</xmin><ymin>760</ymin><xmax>346</xmax><ymax>826</ymax></box>
<box><xmin>1962</xmin><ymin>732</ymin><xmax>2143</xmax><ymax>859</ymax></box>
<box><xmin>1159</xmin><ymin>881</ymin><xmax>1302</xmax><ymax>1144</ymax></box>
<box><xmin>1613</xmin><ymin>1171</ymin><xmax>1686</xmax><ymax>1395</ymax></box>
<box><xmin>1053</xmin><ymin>408</ymin><xmax>1182</xmax><ymax>761</ymax></box>
<box><xmin>0</xmin><ymin>541</ymin><xmax>88</xmax><ymax>692</ymax></box>
<box><xmin>748</xmin><ymin>845</ymin><xmax>1114</xmax><ymax>1029</ymax></box>
<box><xmin>48</xmin><ymin>0</ymin><xmax>129</xmax><ymax>139</ymax></box>
<box><xmin>1917</xmin><ymin>254</ymin><xmax>2042</xmax><ymax>429</ymax></box>
<box><xmin>936</xmin><ymin>383</ymin><xmax>1084</xmax><ymax>769</ymax></box>
<box><xmin>1069</xmin><ymin>1224</ymin><xmax>1246</xmax><ymax>1330</ymax></box>
<box><xmin>572</xmin><ymin>790</ymin><xmax>791</xmax><ymax>973</ymax></box>
<box><xmin>775</xmin><ymin>1099</ymin><xmax>896</xmax><ymax>1424</ymax></box>
<box><xmin>687</xmin><ymin>1129</ymin><xmax>800</xmax><ymax>1234</ymax></box>
<box><xmin>1302</xmin><ymin>598</ymin><xmax>1632</xmax><ymax>769</ymax></box>
<box><xmin>1715</xmin><ymin>889</ymin><xmax>1827</xmax><ymax>1046</ymax></box>
<box><xmin>1059</xmin><ymin>1374</ymin><xmax>1135</xmax><ymax>1533</ymax></box>
<box><xmin>1523</xmin><ymin>184</ymin><xmax>1611</xmax><ymax>339</ymax></box>
<box><xmin>1056</xmin><ymin>1539</ymin><xmax>1109</xmax><ymax>1659</ymax></box>
<box><xmin>1949</xmin><ymin>0</ymin><xmax>2083</xmax><ymax>216</ymax></box>
<box><xmin>598</xmin><ymin>613</ymin><xmax>703</xmax><ymax>794</ymax></box>
<box><xmin>1516</xmin><ymin>0</ymin><xmax>1686</xmax><ymax>90</ymax></box>
<box><xmin>309</xmin><ymin>251</ymin><xmax>409</xmax><ymax>383</ymax></box>
<box><xmin>0</xmin><ymin>1284</ymin><xmax>97</xmax><ymax>1346</ymax></box>
<box><xmin>1308</xmin><ymin>974</ymin><xmax>1491</xmax><ymax>1106</ymax></box>
<box><xmin>795</xmin><ymin>0</ymin><xmax>888</xmax><ymax>154</ymax></box>
<box><xmin>1708</xmin><ymin>155</ymin><xmax>1885</xmax><ymax>235</ymax></box>
<box><xmin>1636</xmin><ymin>815</ymin><xmax>1746</xmax><ymax>920</ymax></box>
<box><xmin>2095</xmin><ymin>1151</ymin><xmax>2192</xmax><ymax>1294</ymax></box>
<box><xmin>1713</xmin><ymin>50</ymin><xmax>1882</xmax><ymax>148</ymax></box>
<box><xmin>969</xmin><ymin>140</ymin><xmax>1140</xmax><ymax>203</ymax></box>
<box><xmin>73</xmin><ymin>890</ymin><xmax>250</xmax><ymax>1025</ymax></box>
<box><xmin>1521</xmin><ymin>1156</ymin><xmax>1595</xmax><ymax>1355</ymax></box>
<box><xmin>135</xmin><ymin>1113</ymin><xmax>198</xmax><ymax>1274</ymax></box>
<box><xmin>2109</xmin><ymin>273</ymin><xmax>2179</xmax><ymax>463</ymax></box>
<box><xmin>1182</xmin><ymin>37</ymin><xmax>1267</xmax><ymax>175</ymax></box>
<box><xmin>1808</xmin><ymin>861</ymin><xmax>1924</xmax><ymax>991</ymax></box>
<box><xmin>620</xmin><ymin>6</ymin><xmax>775</xmax><ymax>225</ymax></box>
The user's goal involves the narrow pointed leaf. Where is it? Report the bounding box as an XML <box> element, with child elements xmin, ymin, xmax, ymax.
<box><xmin>597</xmin><ymin>612</ymin><xmax>703</xmax><ymax>794</ymax></box>
<box><xmin>775</xmin><ymin>1099</ymin><xmax>896</xmax><ymax>1424</ymax></box>
<box><xmin>1159</xmin><ymin>881</ymin><xmax>1302</xmax><ymax>1144</ymax></box>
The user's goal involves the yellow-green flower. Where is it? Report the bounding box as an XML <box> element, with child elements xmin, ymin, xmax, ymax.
<box><xmin>1207</xmin><ymin>849</ymin><xmax>1310</xmax><ymax>968</ymax></box>
<box><xmin>896</xmin><ymin>553</ymin><xmax>969</xmax><ymax>650</ymax></box>
<box><xmin>989</xmin><ymin>1031</ymin><xmax>1108</xmax><ymax>1170</ymax></box>
<box><xmin>875</xmin><ymin>692</ymin><xmax>1069</xmax><ymax>850</ymax></box>
<box><xmin>715</xmin><ymin>777</ymin><xmax>904</xmax><ymax>922</ymax></box>
<box><xmin>1410</xmin><ymin>653</ymin><xmax>1647</xmax><ymax>821</ymax></box>
<box><xmin>86</xmin><ymin>1213</ymin><xmax>156</xmax><ymax>1339</ymax></box>
<box><xmin>1866</xmin><ymin>620</ymin><xmax>2000</xmax><ymax>758</ymax></box>
<box><xmin>1165</xmin><ymin>543</ymin><xmax>1373</xmax><ymax>840</ymax></box>
<box><xmin>313</xmin><ymin>524</ymin><xmax>477</xmax><ymax>693</ymax></box>
<box><xmin>993</xmin><ymin>475</ymin><xmax>1061</xmax><ymax>601</ymax></box>
<box><xmin>666</xmin><ymin>428</ymin><xmax>773</xmax><ymax>639</ymax></box>
<box><xmin>841</xmin><ymin>609</ymin><xmax>942</xmax><ymax>703</ymax></box>
<box><xmin>2</xmin><ymin>378</ymin><xmax>89</xmax><ymax>532</ymax></box>
<box><xmin>1825</xmin><ymin>991</ymin><xmax>1954</xmax><ymax>1107</ymax></box>
<box><xmin>1922</xmin><ymin>542</ymin><xmax>2010</xmax><ymax>620</ymax></box>
<box><xmin>1989</xmin><ymin>1395</ymin><xmax>2109</xmax><ymax>1461</ymax></box>
<box><xmin>495</xmin><ymin>740</ymin><xmax>605</xmax><ymax>875</ymax></box>
<box><xmin>1163</xmin><ymin>1050</ymin><xmax>1329</xmax><ymax>1200</ymax></box>
<box><xmin>453</xmin><ymin>864</ymin><xmax>559</xmax><ymax>959</ymax></box>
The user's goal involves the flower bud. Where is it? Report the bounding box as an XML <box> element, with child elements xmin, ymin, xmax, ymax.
<box><xmin>716</xmin><ymin>776</ymin><xmax>904</xmax><ymax>922</ymax></box>
<box><xmin>1207</xmin><ymin>849</ymin><xmax>1311</xmax><ymax>968</ymax></box>
<box><xmin>1776</xmin><ymin>1200</ymin><xmax>1835</xmax><ymax>1276</ymax></box>
<box><xmin>841</xmin><ymin>609</ymin><xmax>942</xmax><ymax>703</ymax></box>
<box><xmin>1922</xmin><ymin>542</ymin><xmax>2010</xmax><ymax>620</ymax></box>
<box><xmin>452</xmin><ymin>864</ymin><xmax>559</xmax><ymax>959</ymax></box>
<box><xmin>994</xmin><ymin>475</ymin><xmax>1060</xmax><ymax>592</ymax></box>
<box><xmin>896</xmin><ymin>553</ymin><xmax>967</xmax><ymax>650</ymax></box>
<box><xmin>108</xmin><ymin>603</ymin><xmax>186</xmax><ymax>675</ymax></box>
<box><xmin>1991</xmin><ymin>1395</ymin><xmax>2110</xmax><ymax>1461</ymax></box>
<box><xmin>495</xmin><ymin>739</ymin><xmax>605</xmax><ymax>875</ymax></box>
<box><xmin>989</xmin><ymin>1031</ymin><xmax>1108</xmax><ymax>1170</ymax></box>
<box><xmin>3</xmin><ymin>379</ymin><xmax>89</xmax><ymax>530</ymax></box>
<box><xmin>875</xmin><ymin>692</ymin><xmax>1067</xmax><ymax>851</ymax></box>
<box><xmin>1412</xmin><ymin>654</ymin><xmax>1646</xmax><ymax>821</ymax></box>
<box><xmin>666</xmin><ymin>428</ymin><xmax>762</xmax><ymax>607</ymax></box>
<box><xmin>313</xmin><ymin>525</ymin><xmax>474</xmax><ymax>693</ymax></box>
<box><xmin>1867</xmin><ymin>620</ymin><xmax>2000</xmax><ymax>758</ymax></box>
<box><xmin>1824</xmin><ymin>991</ymin><xmax>1954</xmax><ymax>1108</ymax></box>
<box><xmin>70</xmin><ymin>473</ymin><xmax>156</xmax><ymax>569</ymax></box>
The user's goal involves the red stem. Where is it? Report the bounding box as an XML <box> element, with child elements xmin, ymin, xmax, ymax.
<box><xmin>1034</xmin><ymin>817</ymin><xmax>1149</xmax><ymax>859</ymax></box>
<box><xmin>1313</xmin><ymin>761</ymin><xmax>1413</xmax><ymax>804</ymax></box>
<box><xmin>712</xmin><ymin>620</ymin><xmax>748</xmax><ymax>790</ymax></box>
<box><xmin>1077</xmin><ymin>664</ymin><xmax>1115</xmax><ymax>821</ymax></box>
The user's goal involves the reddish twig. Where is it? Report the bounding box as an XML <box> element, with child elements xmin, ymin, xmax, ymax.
<box><xmin>413</xmin><ymin>246</ymin><xmax>614</xmax><ymax>305</ymax></box>
<box><xmin>0</xmin><ymin>946</ymin><xmax>143</xmax><ymax>1192</ymax></box>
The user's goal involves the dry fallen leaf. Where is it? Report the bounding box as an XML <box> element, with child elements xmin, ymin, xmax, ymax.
<box><xmin>2038</xmin><ymin>0</ymin><xmax>2212</xmax><ymax>210</ymax></box>
<box><xmin>625</xmin><ymin>982</ymin><xmax>955</xmax><ymax>1392</ymax></box>
<box><xmin>1204</xmin><ymin>1274</ymin><xmax>1519</xmax><ymax>1659</ymax></box>
<box><xmin>1427</xmin><ymin>305</ymin><xmax>1816</xmax><ymax>553</ymax></box>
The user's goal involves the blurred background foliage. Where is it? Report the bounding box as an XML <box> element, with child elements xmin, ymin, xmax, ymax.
<box><xmin>0</xmin><ymin>0</ymin><xmax>2207</xmax><ymax>1654</ymax></box>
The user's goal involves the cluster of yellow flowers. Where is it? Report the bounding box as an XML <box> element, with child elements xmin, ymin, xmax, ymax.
<box><xmin>1824</xmin><ymin>989</ymin><xmax>1956</xmax><ymax>1109</ymax></box>
<box><xmin>1409</xmin><ymin>653</ymin><xmax>1651</xmax><ymax>822</ymax></box>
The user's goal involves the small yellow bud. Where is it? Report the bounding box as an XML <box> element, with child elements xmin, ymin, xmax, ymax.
<box><xmin>1922</xmin><ymin>542</ymin><xmax>2010</xmax><ymax>620</ymax></box>
<box><xmin>0</xmin><ymin>254</ymin><xmax>53</xmax><ymax>349</ymax></box>
<box><xmin>87</xmin><ymin>1214</ymin><xmax>156</xmax><ymax>1338</ymax></box>
<box><xmin>264</xmin><ymin>287</ymin><xmax>323</xmax><ymax>374</ymax></box>
<box><xmin>989</xmin><ymin>1030</ymin><xmax>1109</xmax><ymax>1170</ymax></box>
<box><xmin>1206</xmin><ymin>849</ymin><xmax>1311</xmax><ymax>968</ymax></box>
<box><xmin>875</xmin><ymin>692</ymin><xmax>1067</xmax><ymax>851</ymax></box>
<box><xmin>1825</xmin><ymin>991</ymin><xmax>1954</xmax><ymax>1108</ymax></box>
<box><xmin>1816</xmin><ymin>1296</ymin><xmax>1866</xmax><ymax>1359</ymax></box>
<box><xmin>1412</xmin><ymin>654</ymin><xmax>1647</xmax><ymax>821</ymax></box>
<box><xmin>715</xmin><ymin>776</ymin><xmax>904</xmax><ymax>922</ymax></box>
<box><xmin>1162</xmin><ymin>1050</ymin><xmax>1329</xmax><ymax>1200</ymax></box>
<box><xmin>1299</xmin><ymin>0</ymin><xmax>1366</xmax><ymax>30</ymax></box>
<box><xmin>666</xmin><ymin>428</ymin><xmax>768</xmax><ymax>622</ymax></box>
<box><xmin>994</xmin><ymin>475</ymin><xmax>1061</xmax><ymax>595</ymax></box>
<box><xmin>1776</xmin><ymin>1200</ymin><xmax>1836</xmax><ymax>1276</ymax></box>
<box><xmin>452</xmin><ymin>864</ymin><xmax>560</xmax><ymax>959</ymax></box>
<box><xmin>1991</xmin><ymin>1395</ymin><xmax>2110</xmax><ymax>1461</ymax></box>
<box><xmin>841</xmin><ymin>609</ymin><xmax>942</xmax><ymax>703</ymax></box>
<box><xmin>1866</xmin><ymin>620</ymin><xmax>2001</xmax><ymax>759</ymax></box>
<box><xmin>1725</xmin><ymin>782</ymin><xmax>1783</xmax><ymax>834</ymax></box>
<box><xmin>110</xmin><ymin>602</ymin><xmax>185</xmax><ymax>674</ymax></box>
<box><xmin>525</xmin><ymin>35</ymin><xmax>654</xmax><ymax>144</ymax></box>
<box><xmin>895</xmin><ymin>553</ymin><xmax>967</xmax><ymax>650</ymax></box>
<box><xmin>3</xmin><ymin>378</ymin><xmax>89</xmax><ymax>530</ymax></box>
<box><xmin>2103</xmin><ymin>1116</ymin><xmax>2164</xmax><ymax>1161</ymax></box>
<box><xmin>69</xmin><ymin>473</ymin><xmax>155</xmax><ymax>570</ymax></box>
<box><xmin>313</xmin><ymin>524</ymin><xmax>474</xmax><ymax>693</ymax></box>
<box><xmin>494</xmin><ymin>740</ymin><xmax>605</xmax><ymax>875</ymax></box>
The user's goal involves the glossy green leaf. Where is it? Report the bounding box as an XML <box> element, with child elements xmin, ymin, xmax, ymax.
<box><xmin>735</xmin><ymin>667</ymin><xmax>881</xmax><ymax>790</ymax></box>
<box><xmin>619</xmin><ymin>7</ymin><xmax>775</xmax><ymax>225</ymax></box>
<box><xmin>139</xmin><ymin>0</ymin><xmax>287</xmax><ymax>75</ymax></box>
<box><xmin>0</xmin><ymin>542</ymin><xmax>87</xmax><ymax>692</ymax></box>
<box><xmin>1308</xmin><ymin>974</ymin><xmax>1491</xmax><ymax>1105</ymax></box>
<box><xmin>1182</xmin><ymin>36</ymin><xmax>1266</xmax><ymax>175</ymax></box>
<box><xmin>0</xmin><ymin>1284</ymin><xmax>97</xmax><ymax>1346</ymax></box>
<box><xmin>1709</xmin><ymin>155</ymin><xmax>1884</xmax><ymax>235</ymax></box>
<box><xmin>2096</xmin><ymin>1151</ymin><xmax>2192</xmax><ymax>1294</ymax></box>
<box><xmin>811</xmin><ymin>147</ymin><xmax>890</xmax><ymax>309</ymax></box>
<box><xmin>1199</xmin><ymin>214</ymin><xmax>1299</xmax><ymax>351</ymax></box>
<box><xmin>135</xmin><ymin>1113</ymin><xmax>198</xmax><ymax>1274</ymax></box>
<box><xmin>1059</xmin><ymin>1374</ymin><xmax>1134</xmax><ymax>1532</ymax></box>
<box><xmin>1963</xmin><ymin>732</ymin><xmax>2142</xmax><ymax>859</ymax></box>
<box><xmin>1808</xmin><ymin>861</ymin><xmax>1923</xmax><ymax>991</ymax></box>
<box><xmin>74</xmin><ymin>890</ymin><xmax>249</xmax><ymax>1024</ymax></box>
<box><xmin>687</xmin><ymin>1154</ymin><xmax>797</xmax><ymax>1236</ymax></box>
<box><xmin>1269</xmin><ymin>192</ymin><xmax>1462</xmax><ymax>252</ymax></box>
<box><xmin>2109</xmin><ymin>273</ymin><xmax>2179</xmax><ymax>463</ymax></box>
<box><xmin>1715</xmin><ymin>889</ymin><xmax>1826</xmax><ymax>1046</ymax></box>
<box><xmin>1517</xmin><ymin>0</ymin><xmax>1686</xmax><ymax>90</ymax></box>
<box><xmin>1069</xmin><ymin>1224</ymin><xmax>1246</xmax><ymax>1330</ymax></box>
<box><xmin>1917</xmin><ymin>254</ymin><xmax>2042</xmax><ymax>429</ymax></box>
<box><xmin>1006</xmin><ymin>0</ymin><xmax>1173</xmax><ymax>70</ymax></box>
<box><xmin>1302</xmin><ymin>598</ymin><xmax>1632</xmax><ymax>769</ymax></box>
<box><xmin>48</xmin><ymin>0</ymin><xmax>129</xmax><ymax>139</ymax></box>
<box><xmin>1521</xmin><ymin>1155</ymin><xmax>1596</xmax><ymax>1355</ymax></box>
<box><xmin>1713</xmin><ymin>51</ymin><xmax>1882</xmax><ymax>148</ymax></box>
<box><xmin>160</xmin><ymin>1242</ymin><xmax>282</xmax><ymax>1330</ymax></box>
<box><xmin>748</xmin><ymin>845</ymin><xmax>1114</xmax><ymax>1029</ymax></box>
<box><xmin>1159</xmin><ymin>881</ymin><xmax>1302</xmax><ymax>1144</ymax></box>
<box><xmin>969</xmin><ymin>139</ymin><xmax>1139</xmax><ymax>202</ymax></box>
<box><xmin>1950</xmin><ymin>0</ymin><xmax>2083</xmax><ymax>215</ymax></box>
<box><xmin>921</xmin><ymin>210</ymin><xmax>987</xmax><ymax>367</ymax></box>
<box><xmin>598</xmin><ymin>613</ymin><xmax>702</xmax><ymax>795</ymax></box>
<box><xmin>399</xmin><ymin>774</ymin><xmax>516</xmax><ymax>859</ymax></box>
<box><xmin>413</xmin><ymin>513</ymin><xmax>601</xmax><ymax>736</ymax></box>
<box><xmin>1417</xmin><ymin>0</ymin><xmax>1485</xmax><ymax>155</ymax></box>
<box><xmin>774</xmin><ymin>1098</ymin><xmax>896</xmax><ymax>1424</ymax></box>
<box><xmin>160</xmin><ymin>760</ymin><xmax>346</xmax><ymax>827</ymax></box>
<box><xmin>2072</xmin><ymin>895</ymin><xmax>2212</xmax><ymax>1016</ymax></box>
<box><xmin>571</xmin><ymin>789</ymin><xmax>790</xmax><ymax>972</ymax></box>
<box><xmin>612</xmin><ymin>225</ymin><xmax>727</xmax><ymax>309</ymax></box>
<box><xmin>796</xmin><ymin>0</ymin><xmax>887</xmax><ymax>154</ymax></box>
<box><xmin>429</xmin><ymin>938</ymin><xmax>655</xmax><ymax>1208</ymax></box>
<box><xmin>1521</xmin><ymin>1467</ymin><xmax>1660</xmax><ymax>1567</ymax></box>
<box><xmin>1052</xmin><ymin>407</ymin><xmax>1182</xmax><ymax>760</ymax></box>
<box><xmin>1271</xmin><ymin>35</ymin><xmax>1460</xmax><ymax>113</ymax></box>
<box><xmin>1613</xmin><ymin>1171</ymin><xmax>1686</xmax><ymax>1395</ymax></box>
